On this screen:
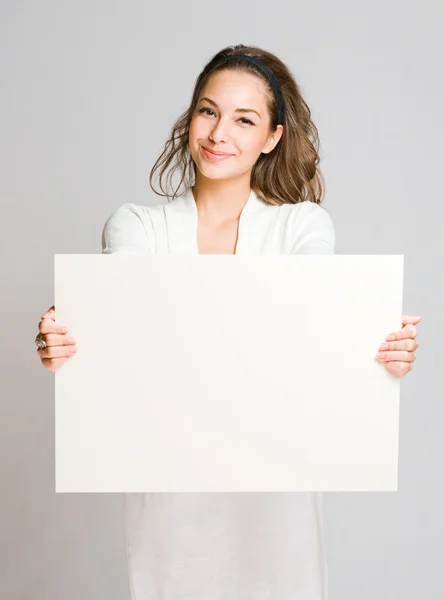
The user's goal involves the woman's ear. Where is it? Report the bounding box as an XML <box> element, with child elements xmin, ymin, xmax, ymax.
<box><xmin>261</xmin><ymin>124</ymin><xmax>284</xmax><ymax>154</ymax></box>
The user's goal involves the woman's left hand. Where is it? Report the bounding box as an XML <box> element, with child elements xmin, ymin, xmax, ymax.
<box><xmin>375</xmin><ymin>315</ymin><xmax>421</xmax><ymax>378</ymax></box>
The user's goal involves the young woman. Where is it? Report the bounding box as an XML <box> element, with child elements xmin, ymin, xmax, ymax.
<box><xmin>35</xmin><ymin>44</ymin><xmax>421</xmax><ymax>600</ymax></box>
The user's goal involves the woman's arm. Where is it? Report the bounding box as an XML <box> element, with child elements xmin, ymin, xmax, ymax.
<box><xmin>285</xmin><ymin>201</ymin><xmax>420</xmax><ymax>378</ymax></box>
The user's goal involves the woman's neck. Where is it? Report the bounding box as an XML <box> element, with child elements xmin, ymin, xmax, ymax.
<box><xmin>191</xmin><ymin>177</ymin><xmax>251</xmax><ymax>222</ymax></box>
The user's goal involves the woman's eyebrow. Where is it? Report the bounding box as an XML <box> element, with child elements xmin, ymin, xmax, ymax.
<box><xmin>199</xmin><ymin>97</ymin><xmax>261</xmax><ymax>119</ymax></box>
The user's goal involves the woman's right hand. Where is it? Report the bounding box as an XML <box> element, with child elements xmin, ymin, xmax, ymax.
<box><xmin>37</xmin><ymin>305</ymin><xmax>78</xmax><ymax>373</ymax></box>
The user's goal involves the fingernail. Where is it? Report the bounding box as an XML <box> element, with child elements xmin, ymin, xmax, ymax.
<box><xmin>69</xmin><ymin>346</ymin><xmax>78</xmax><ymax>353</ymax></box>
<box><xmin>379</xmin><ymin>343</ymin><xmax>389</xmax><ymax>350</ymax></box>
<box><xmin>62</xmin><ymin>326</ymin><xmax>68</xmax><ymax>333</ymax></box>
<box><xmin>376</xmin><ymin>352</ymin><xmax>385</xmax><ymax>359</ymax></box>
<box><xmin>67</xmin><ymin>337</ymin><xmax>76</xmax><ymax>344</ymax></box>
<box><xmin>386</xmin><ymin>334</ymin><xmax>395</xmax><ymax>341</ymax></box>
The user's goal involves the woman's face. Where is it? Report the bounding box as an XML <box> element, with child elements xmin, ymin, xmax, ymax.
<box><xmin>189</xmin><ymin>69</ymin><xmax>282</xmax><ymax>181</ymax></box>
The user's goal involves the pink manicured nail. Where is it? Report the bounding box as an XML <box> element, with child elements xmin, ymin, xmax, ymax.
<box><xmin>379</xmin><ymin>343</ymin><xmax>389</xmax><ymax>350</ymax></box>
<box><xmin>386</xmin><ymin>334</ymin><xmax>395</xmax><ymax>341</ymax></box>
<box><xmin>376</xmin><ymin>352</ymin><xmax>385</xmax><ymax>359</ymax></box>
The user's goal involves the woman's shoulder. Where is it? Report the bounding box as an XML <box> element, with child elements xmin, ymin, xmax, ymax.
<box><xmin>104</xmin><ymin>200</ymin><xmax>166</xmax><ymax>221</ymax></box>
<box><xmin>283</xmin><ymin>200</ymin><xmax>336</xmax><ymax>255</ymax></box>
<box><xmin>101</xmin><ymin>202</ymin><xmax>160</xmax><ymax>254</ymax></box>
<box><xmin>101</xmin><ymin>194</ymin><xmax>188</xmax><ymax>254</ymax></box>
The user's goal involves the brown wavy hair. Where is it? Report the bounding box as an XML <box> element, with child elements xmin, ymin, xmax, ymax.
<box><xmin>149</xmin><ymin>44</ymin><xmax>325</xmax><ymax>206</ymax></box>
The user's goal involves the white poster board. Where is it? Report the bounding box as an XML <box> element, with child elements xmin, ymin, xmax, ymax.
<box><xmin>54</xmin><ymin>255</ymin><xmax>403</xmax><ymax>493</ymax></box>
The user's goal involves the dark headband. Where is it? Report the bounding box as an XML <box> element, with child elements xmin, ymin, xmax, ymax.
<box><xmin>200</xmin><ymin>53</ymin><xmax>285</xmax><ymax>126</ymax></box>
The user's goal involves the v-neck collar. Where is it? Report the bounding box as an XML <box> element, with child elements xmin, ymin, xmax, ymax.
<box><xmin>164</xmin><ymin>187</ymin><xmax>267</xmax><ymax>255</ymax></box>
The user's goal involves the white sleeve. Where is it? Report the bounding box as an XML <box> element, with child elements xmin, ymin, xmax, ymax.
<box><xmin>101</xmin><ymin>203</ymin><xmax>151</xmax><ymax>254</ymax></box>
<box><xmin>285</xmin><ymin>201</ymin><xmax>336</xmax><ymax>255</ymax></box>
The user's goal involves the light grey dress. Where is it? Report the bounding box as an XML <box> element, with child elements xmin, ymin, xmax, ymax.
<box><xmin>102</xmin><ymin>187</ymin><xmax>336</xmax><ymax>600</ymax></box>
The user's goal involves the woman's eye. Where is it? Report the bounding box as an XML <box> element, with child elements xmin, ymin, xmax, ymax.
<box><xmin>198</xmin><ymin>107</ymin><xmax>255</xmax><ymax>126</ymax></box>
<box><xmin>199</xmin><ymin>107</ymin><xmax>215</xmax><ymax>116</ymax></box>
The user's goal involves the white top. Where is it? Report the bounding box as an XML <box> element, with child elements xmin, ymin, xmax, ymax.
<box><xmin>102</xmin><ymin>187</ymin><xmax>336</xmax><ymax>600</ymax></box>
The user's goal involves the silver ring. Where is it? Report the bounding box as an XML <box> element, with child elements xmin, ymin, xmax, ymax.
<box><xmin>35</xmin><ymin>332</ymin><xmax>47</xmax><ymax>349</ymax></box>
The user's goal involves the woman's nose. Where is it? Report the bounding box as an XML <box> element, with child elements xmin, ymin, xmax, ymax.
<box><xmin>209</xmin><ymin>120</ymin><xmax>230</xmax><ymax>144</ymax></box>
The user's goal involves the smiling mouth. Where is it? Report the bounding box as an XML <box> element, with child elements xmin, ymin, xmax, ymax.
<box><xmin>201</xmin><ymin>146</ymin><xmax>234</xmax><ymax>161</ymax></box>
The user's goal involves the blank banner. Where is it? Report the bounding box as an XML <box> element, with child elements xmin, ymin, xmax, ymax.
<box><xmin>54</xmin><ymin>255</ymin><xmax>403</xmax><ymax>493</ymax></box>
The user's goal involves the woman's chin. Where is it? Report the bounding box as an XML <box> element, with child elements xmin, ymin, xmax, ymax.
<box><xmin>195</xmin><ymin>162</ymin><xmax>235</xmax><ymax>179</ymax></box>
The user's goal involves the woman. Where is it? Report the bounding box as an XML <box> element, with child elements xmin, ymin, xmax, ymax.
<box><xmin>35</xmin><ymin>44</ymin><xmax>420</xmax><ymax>600</ymax></box>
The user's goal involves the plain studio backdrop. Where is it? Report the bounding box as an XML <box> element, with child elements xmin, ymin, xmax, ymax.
<box><xmin>1</xmin><ymin>1</ymin><xmax>443</xmax><ymax>599</ymax></box>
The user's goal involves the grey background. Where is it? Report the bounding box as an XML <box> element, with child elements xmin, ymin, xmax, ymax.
<box><xmin>1</xmin><ymin>0</ymin><xmax>443</xmax><ymax>598</ymax></box>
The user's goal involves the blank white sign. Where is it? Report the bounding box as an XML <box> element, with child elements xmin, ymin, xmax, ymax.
<box><xmin>54</xmin><ymin>255</ymin><xmax>403</xmax><ymax>493</ymax></box>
